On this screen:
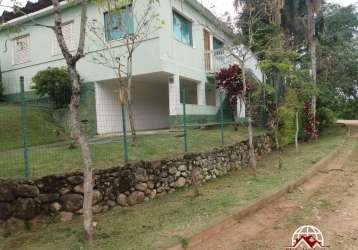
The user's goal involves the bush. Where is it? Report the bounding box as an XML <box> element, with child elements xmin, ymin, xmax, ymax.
<box><xmin>277</xmin><ymin>106</ymin><xmax>295</xmax><ymax>146</ymax></box>
<box><xmin>317</xmin><ymin>107</ymin><xmax>336</xmax><ymax>131</ymax></box>
<box><xmin>32</xmin><ymin>67</ymin><xmax>72</xmax><ymax>109</ymax></box>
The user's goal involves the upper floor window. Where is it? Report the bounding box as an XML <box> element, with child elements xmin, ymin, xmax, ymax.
<box><xmin>13</xmin><ymin>35</ymin><xmax>30</xmax><ymax>65</ymax></box>
<box><xmin>104</xmin><ymin>6</ymin><xmax>134</xmax><ymax>41</ymax></box>
<box><xmin>173</xmin><ymin>11</ymin><xmax>192</xmax><ymax>46</ymax></box>
<box><xmin>213</xmin><ymin>37</ymin><xmax>224</xmax><ymax>50</ymax></box>
<box><xmin>52</xmin><ymin>21</ymin><xmax>74</xmax><ymax>55</ymax></box>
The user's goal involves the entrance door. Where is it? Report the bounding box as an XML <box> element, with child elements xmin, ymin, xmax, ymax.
<box><xmin>204</xmin><ymin>29</ymin><xmax>211</xmax><ymax>70</ymax></box>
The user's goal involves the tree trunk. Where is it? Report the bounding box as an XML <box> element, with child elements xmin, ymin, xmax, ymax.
<box><xmin>295</xmin><ymin>110</ymin><xmax>299</xmax><ymax>153</ymax></box>
<box><xmin>248</xmin><ymin>115</ymin><xmax>257</xmax><ymax>177</ymax></box>
<box><xmin>306</xmin><ymin>0</ymin><xmax>317</xmax><ymax>138</ymax></box>
<box><xmin>274</xmin><ymin>126</ymin><xmax>280</xmax><ymax>150</ymax></box>
<box><xmin>52</xmin><ymin>0</ymin><xmax>93</xmax><ymax>241</ymax></box>
<box><xmin>242</xmin><ymin>66</ymin><xmax>257</xmax><ymax>177</ymax></box>
<box><xmin>126</xmin><ymin>55</ymin><xmax>137</xmax><ymax>144</ymax></box>
<box><xmin>68</xmin><ymin>67</ymin><xmax>93</xmax><ymax>241</ymax></box>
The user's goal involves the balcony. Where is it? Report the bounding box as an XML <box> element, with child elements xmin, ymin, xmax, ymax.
<box><xmin>204</xmin><ymin>46</ymin><xmax>264</xmax><ymax>82</ymax></box>
<box><xmin>204</xmin><ymin>48</ymin><xmax>237</xmax><ymax>73</ymax></box>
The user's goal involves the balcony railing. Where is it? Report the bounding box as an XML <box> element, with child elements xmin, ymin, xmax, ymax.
<box><xmin>204</xmin><ymin>48</ymin><xmax>237</xmax><ymax>73</ymax></box>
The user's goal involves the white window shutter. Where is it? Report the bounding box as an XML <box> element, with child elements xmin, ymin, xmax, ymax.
<box><xmin>14</xmin><ymin>35</ymin><xmax>30</xmax><ymax>64</ymax></box>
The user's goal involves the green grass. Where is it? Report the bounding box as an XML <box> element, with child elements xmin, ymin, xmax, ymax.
<box><xmin>0</xmin><ymin>104</ymin><xmax>65</xmax><ymax>150</ymax></box>
<box><xmin>0</xmin><ymin>103</ymin><xmax>265</xmax><ymax>178</ymax></box>
<box><xmin>0</xmin><ymin>126</ymin><xmax>346</xmax><ymax>250</ymax></box>
<box><xmin>0</xmin><ymin>126</ymin><xmax>264</xmax><ymax>178</ymax></box>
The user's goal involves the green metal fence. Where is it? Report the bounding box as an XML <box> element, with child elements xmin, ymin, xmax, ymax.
<box><xmin>0</xmin><ymin>77</ymin><xmax>263</xmax><ymax>179</ymax></box>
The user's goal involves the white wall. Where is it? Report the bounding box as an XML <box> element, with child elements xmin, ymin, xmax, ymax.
<box><xmin>95</xmin><ymin>79</ymin><xmax>169</xmax><ymax>135</ymax></box>
<box><xmin>0</xmin><ymin>3</ymin><xmax>162</xmax><ymax>94</ymax></box>
<box><xmin>158</xmin><ymin>0</ymin><xmax>233</xmax><ymax>83</ymax></box>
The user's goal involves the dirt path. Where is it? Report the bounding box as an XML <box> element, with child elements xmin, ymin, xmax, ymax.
<box><xmin>189</xmin><ymin>131</ymin><xmax>358</xmax><ymax>250</ymax></box>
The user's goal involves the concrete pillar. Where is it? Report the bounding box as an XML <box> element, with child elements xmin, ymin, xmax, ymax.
<box><xmin>210</xmin><ymin>33</ymin><xmax>214</xmax><ymax>71</ymax></box>
<box><xmin>197</xmin><ymin>81</ymin><xmax>206</xmax><ymax>106</ymax></box>
<box><xmin>236</xmin><ymin>98</ymin><xmax>246</xmax><ymax>118</ymax></box>
<box><xmin>168</xmin><ymin>74</ymin><xmax>180</xmax><ymax>116</ymax></box>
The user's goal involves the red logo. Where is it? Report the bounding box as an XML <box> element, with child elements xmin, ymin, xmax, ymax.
<box><xmin>286</xmin><ymin>225</ymin><xmax>329</xmax><ymax>249</ymax></box>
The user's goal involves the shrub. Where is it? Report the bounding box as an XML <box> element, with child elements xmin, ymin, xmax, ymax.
<box><xmin>32</xmin><ymin>67</ymin><xmax>72</xmax><ymax>109</ymax></box>
<box><xmin>277</xmin><ymin>106</ymin><xmax>295</xmax><ymax>146</ymax></box>
<box><xmin>317</xmin><ymin>107</ymin><xmax>336</xmax><ymax>131</ymax></box>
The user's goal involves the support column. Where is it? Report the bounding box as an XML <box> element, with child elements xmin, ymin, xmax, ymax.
<box><xmin>169</xmin><ymin>74</ymin><xmax>180</xmax><ymax>116</ymax></box>
<box><xmin>197</xmin><ymin>81</ymin><xmax>206</xmax><ymax>106</ymax></box>
<box><xmin>236</xmin><ymin>98</ymin><xmax>246</xmax><ymax>118</ymax></box>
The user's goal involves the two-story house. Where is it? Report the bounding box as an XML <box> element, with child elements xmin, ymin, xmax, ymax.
<box><xmin>0</xmin><ymin>0</ymin><xmax>263</xmax><ymax>135</ymax></box>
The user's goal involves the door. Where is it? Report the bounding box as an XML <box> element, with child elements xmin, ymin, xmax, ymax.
<box><xmin>204</xmin><ymin>29</ymin><xmax>211</xmax><ymax>70</ymax></box>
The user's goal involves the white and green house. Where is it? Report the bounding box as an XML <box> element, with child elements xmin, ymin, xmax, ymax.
<box><xmin>0</xmin><ymin>0</ymin><xmax>263</xmax><ymax>135</ymax></box>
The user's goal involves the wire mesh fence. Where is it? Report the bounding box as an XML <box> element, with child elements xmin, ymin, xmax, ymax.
<box><xmin>0</xmin><ymin>77</ymin><xmax>265</xmax><ymax>179</ymax></box>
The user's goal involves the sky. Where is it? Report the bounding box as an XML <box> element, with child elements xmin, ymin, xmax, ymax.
<box><xmin>0</xmin><ymin>0</ymin><xmax>357</xmax><ymax>16</ymax></box>
<box><xmin>200</xmin><ymin>0</ymin><xmax>357</xmax><ymax>17</ymax></box>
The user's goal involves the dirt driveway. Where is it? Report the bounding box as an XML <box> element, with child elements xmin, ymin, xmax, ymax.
<box><xmin>189</xmin><ymin>127</ymin><xmax>358</xmax><ymax>250</ymax></box>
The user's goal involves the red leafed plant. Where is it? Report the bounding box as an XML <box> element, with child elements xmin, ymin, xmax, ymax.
<box><xmin>304</xmin><ymin>100</ymin><xmax>318</xmax><ymax>139</ymax></box>
<box><xmin>215</xmin><ymin>64</ymin><xmax>251</xmax><ymax>106</ymax></box>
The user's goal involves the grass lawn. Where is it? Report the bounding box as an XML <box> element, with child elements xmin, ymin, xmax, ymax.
<box><xmin>0</xmin><ymin>126</ymin><xmax>346</xmax><ymax>250</ymax></box>
<box><xmin>0</xmin><ymin>103</ymin><xmax>265</xmax><ymax>178</ymax></box>
<box><xmin>0</xmin><ymin>104</ymin><xmax>65</xmax><ymax>150</ymax></box>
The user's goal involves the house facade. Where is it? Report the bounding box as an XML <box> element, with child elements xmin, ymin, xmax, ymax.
<box><xmin>0</xmin><ymin>0</ymin><xmax>263</xmax><ymax>135</ymax></box>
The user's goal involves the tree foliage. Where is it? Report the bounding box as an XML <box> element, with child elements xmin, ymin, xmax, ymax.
<box><xmin>32</xmin><ymin>67</ymin><xmax>72</xmax><ymax>109</ymax></box>
<box><xmin>317</xmin><ymin>4</ymin><xmax>358</xmax><ymax>119</ymax></box>
<box><xmin>215</xmin><ymin>64</ymin><xmax>251</xmax><ymax>106</ymax></box>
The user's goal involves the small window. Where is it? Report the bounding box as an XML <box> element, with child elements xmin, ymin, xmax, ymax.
<box><xmin>104</xmin><ymin>6</ymin><xmax>134</xmax><ymax>41</ymax></box>
<box><xmin>52</xmin><ymin>21</ymin><xmax>74</xmax><ymax>55</ymax></box>
<box><xmin>173</xmin><ymin>11</ymin><xmax>193</xmax><ymax>46</ymax></box>
<box><xmin>13</xmin><ymin>35</ymin><xmax>30</xmax><ymax>65</ymax></box>
<box><xmin>213</xmin><ymin>37</ymin><xmax>224</xmax><ymax>50</ymax></box>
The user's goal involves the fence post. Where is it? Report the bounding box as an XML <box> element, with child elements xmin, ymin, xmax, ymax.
<box><xmin>20</xmin><ymin>77</ymin><xmax>29</xmax><ymax>177</ymax></box>
<box><xmin>182</xmin><ymin>88</ymin><xmax>188</xmax><ymax>153</ymax></box>
<box><xmin>220</xmin><ymin>89</ymin><xmax>224</xmax><ymax>145</ymax></box>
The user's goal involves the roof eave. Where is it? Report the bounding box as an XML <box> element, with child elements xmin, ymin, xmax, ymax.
<box><xmin>185</xmin><ymin>0</ymin><xmax>235</xmax><ymax>38</ymax></box>
<box><xmin>0</xmin><ymin>1</ymin><xmax>70</xmax><ymax>31</ymax></box>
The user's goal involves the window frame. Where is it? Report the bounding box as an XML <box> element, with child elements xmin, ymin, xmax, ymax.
<box><xmin>213</xmin><ymin>36</ymin><xmax>224</xmax><ymax>50</ymax></box>
<box><xmin>172</xmin><ymin>10</ymin><xmax>193</xmax><ymax>47</ymax></box>
<box><xmin>13</xmin><ymin>34</ymin><xmax>31</xmax><ymax>65</ymax></box>
<box><xmin>104</xmin><ymin>5</ymin><xmax>134</xmax><ymax>42</ymax></box>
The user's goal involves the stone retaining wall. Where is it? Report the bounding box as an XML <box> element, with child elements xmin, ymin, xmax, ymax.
<box><xmin>0</xmin><ymin>134</ymin><xmax>272</xmax><ymax>233</ymax></box>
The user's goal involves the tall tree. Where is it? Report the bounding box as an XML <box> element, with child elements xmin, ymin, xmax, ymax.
<box><xmin>51</xmin><ymin>0</ymin><xmax>94</xmax><ymax>241</ymax></box>
<box><xmin>306</xmin><ymin>0</ymin><xmax>322</xmax><ymax>139</ymax></box>
<box><xmin>1</xmin><ymin>0</ymin><xmax>94</xmax><ymax>240</ymax></box>
<box><xmin>317</xmin><ymin>4</ymin><xmax>358</xmax><ymax>120</ymax></box>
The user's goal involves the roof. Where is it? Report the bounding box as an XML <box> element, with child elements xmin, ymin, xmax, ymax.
<box><xmin>186</xmin><ymin>0</ymin><xmax>234</xmax><ymax>37</ymax></box>
<box><xmin>0</xmin><ymin>0</ymin><xmax>234</xmax><ymax>36</ymax></box>
<box><xmin>0</xmin><ymin>0</ymin><xmax>64</xmax><ymax>23</ymax></box>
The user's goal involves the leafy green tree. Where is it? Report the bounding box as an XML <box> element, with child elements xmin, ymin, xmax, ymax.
<box><xmin>317</xmin><ymin>4</ymin><xmax>358</xmax><ymax>119</ymax></box>
<box><xmin>32</xmin><ymin>67</ymin><xmax>72</xmax><ymax>109</ymax></box>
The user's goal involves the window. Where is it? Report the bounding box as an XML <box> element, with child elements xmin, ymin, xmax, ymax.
<box><xmin>104</xmin><ymin>6</ymin><xmax>134</xmax><ymax>41</ymax></box>
<box><xmin>173</xmin><ymin>11</ymin><xmax>193</xmax><ymax>46</ymax></box>
<box><xmin>13</xmin><ymin>35</ymin><xmax>30</xmax><ymax>64</ymax></box>
<box><xmin>213</xmin><ymin>37</ymin><xmax>224</xmax><ymax>50</ymax></box>
<box><xmin>52</xmin><ymin>22</ymin><xmax>74</xmax><ymax>55</ymax></box>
